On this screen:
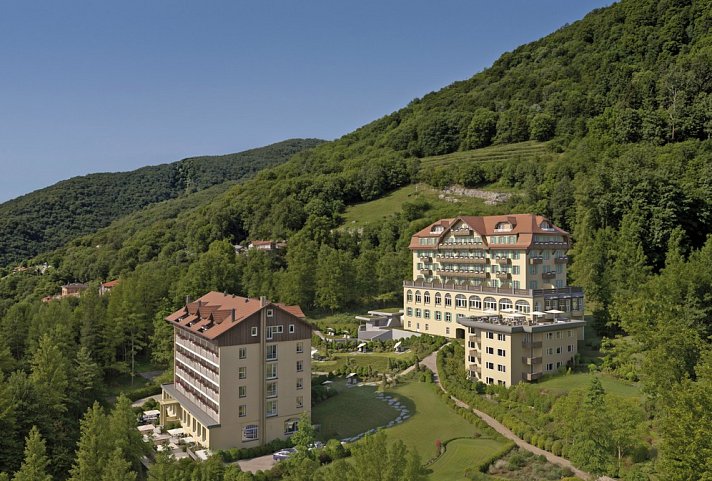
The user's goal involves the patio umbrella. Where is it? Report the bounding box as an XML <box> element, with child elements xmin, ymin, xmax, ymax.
<box><xmin>531</xmin><ymin>311</ymin><xmax>546</xmax><ymax>316</ymax></box>
<box><xmin>501</xmin><ymin>308</ymin><xmax>516</xmax><ymax>313</ymax></box>
<box><xmin>546</xmin><ymin>309</ymin><xmax>565</xmax><ymax>320</ymax></box>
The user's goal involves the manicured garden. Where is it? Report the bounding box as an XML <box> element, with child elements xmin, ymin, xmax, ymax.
<box><xmin>313</xmin><ymin>351</ymin><xmax>415</xmax><ymax>373</ymax></box>
<box><xmin>538</xmin><ymin>372</ymin><xmax>641</xmax><ymax>398</ymax></box>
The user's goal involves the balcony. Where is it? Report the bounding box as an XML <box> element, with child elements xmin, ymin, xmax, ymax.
<box><xmin>521</xmin><ymin>356</ymin><xmax>542</xmax><ymax>365</ymax></box>
<box><xmin>555</xmin><ymin>256</ymin><xmax>569</xmax><ymax>264</ymax></box>
<box><xmin>522</xmin><ymin>340</ymin><xmax>543</xmax><ymax>349</ymax></box>
<box><xmin>495</xmin><ymin>271</ymin><xmax>511</xmax><ymax>280</ymax></box>
<box><xmin>453</xmin><ymin>229</ymin><xmax>473</xmax><ymax>237</ymax></box>
<box><xmin>436</xmin><ymin>270</ymin><xmax>487</xmax><ymax>279</ymax></box>
<box><xmin>437</xmin><ymin>255</ymin><xmax>487</xmax><ymax>264</ymax></box>
<box><xmin>522</xmin><ymin>372</ymin><xmax>543</xmax><ymax>381</ymax></box>
<box><xmin>419</xmin><ymin>268</ymin><xmax>432</xmax><ymax>276</ymax></box>
<box><xmin>419</xmin><ymin>256</ymin><xmax>432</xmax><ymax>263</ymax></box>
<box><xmin>529</xmin><ymin>256</ymin><xmax>543</xmax><ymax>264</ymax></box>
<box><xmin>541</xmin><ymin>271</ymin><xmax>557</xmax><ymax>279</ymax></box>
<box><xmin>495</xmin><ymin>257</ymin><xmax>511</xmax><ymax>265</ymax></box>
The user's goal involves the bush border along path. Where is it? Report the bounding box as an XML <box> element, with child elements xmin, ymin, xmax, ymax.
<box><xmin>420</xmin><ymin>348</ymin><xmax>604</xmax><ymax>481</ymax></box>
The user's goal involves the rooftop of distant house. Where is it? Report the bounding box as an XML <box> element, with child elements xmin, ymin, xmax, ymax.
<box><xmin>101</xmin><ymin>280</ymin><xmax>120</xmax><ymax>288</ymax></box>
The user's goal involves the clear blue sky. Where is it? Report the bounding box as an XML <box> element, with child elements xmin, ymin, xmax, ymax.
<box><xmin>0</xmin><ymin>0</ymin><xmax>613</xmax><ymax>202</ymax></box>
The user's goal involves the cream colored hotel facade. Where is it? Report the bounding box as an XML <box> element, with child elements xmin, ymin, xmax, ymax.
<box><xmin>403</xmin><ymin>214</ymin><xmax>585</xmax><ymax>386</ymax></box>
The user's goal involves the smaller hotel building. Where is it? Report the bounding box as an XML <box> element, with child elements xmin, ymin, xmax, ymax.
<box><xmin>159</xmin><ymin>292</ymin><xmax>311</xmax><ymax>450</ymax></box>
<box><xmin>403</xmin><ymin>214</ymin><xmax>585</xmax><ymax>386</ymax></box>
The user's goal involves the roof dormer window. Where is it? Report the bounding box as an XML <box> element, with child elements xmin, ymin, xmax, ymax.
<box><xmin>494</xmin><ymin>222</ymin><xmax>512</xmax><ymax>232</ymax></box>
<box><xmin>431</xmin><ymin>225</ymin><xmax>444</xmax><ymax>233</ymax></box>
<box><xmin>539</xmin><ymin>221</ymin><xmax>555</xmax><ymax>231</ymax></box>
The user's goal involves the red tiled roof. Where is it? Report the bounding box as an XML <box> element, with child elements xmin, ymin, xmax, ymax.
<box><xmin>101</xmin><ymin>280</ymin><xmax>120</xmax><ymax>288</ymax></box>
<box><xmin>409</xmin><ymin>214</ymin><xmax>569</xmax><ymax>250</ymax></box>
<box><xmin>166</xmin><ymin>292</ymin><xmax>307</xmax><ymax>340</ymax></box>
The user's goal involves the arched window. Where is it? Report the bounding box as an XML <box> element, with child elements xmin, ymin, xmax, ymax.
<box><xmin>455</xmin><ymin>294</ymin><xmax>467</xmax><ymax>308</ymax></box>
<box><xmin>515</xmin><ymin>300</ymin><xmax>530</xmax><ymax>314</ymax></box>
<box><xmin>424</xmin><ymin>291</ymin><xmax>431</xmax><ymax>304</ymax></box>
<box><xmin>434</xmin><ymin>293</ymin><xmax>442</xmax><ymax>306</ymax></box>
<box><xmin>444</xmin><ymin>293</ymin><xmax>452</xmax><ymax>307</ymax></box>
<box><xmin>415</xmin><ymin>291</ymin><xmax>422</xmax><ymax>303</ymax></box>
<box><xmin>469</xmin><ymin>295</ymin><xmax>481</xmax><ymax>309</ymax></box>
<box><xmin>406</xmin><ymin>290</ymin><xmax>413</xmax><ymax>302</ymax></box>
<box><xmin>483</xmin><ymin>297</ymin><xmax>497</xmax><ymax>311</ymax></box>
<box><xmin>499</xmin><ymin>298</ymin><xmax>513</xmax><ymax>311</ymax></box>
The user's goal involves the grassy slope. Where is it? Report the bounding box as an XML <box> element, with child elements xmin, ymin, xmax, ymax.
<box><xmin>427</xmin><ymin>438</ymin><xmax>510</xmax><ymax>481</ymax></box>
<box><xmin>313</xmin><ymin>351</ymin><xmax>414</xmax><ymax>372</ymax></box>
<box><xmin>418</xmin><ymin>141</ymin><xmax>554</xmax><ymax>169</ymax></box>
<box><xmin>537</xmin><ymin>372</ymin><xmax>641</xmax><ymax>398</ymax></box>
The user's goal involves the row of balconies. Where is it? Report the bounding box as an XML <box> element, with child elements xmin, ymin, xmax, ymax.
<box><xmin>175</xmin><ymin>344</ymin><xmax>219</xmax><ymax>374</ymax></box>
<box><xmin>175</xmin><ymin>352</ymin><xmax>220</xmax><ymax>385</ymax></box>
<box><xmin>175</xmin><ymin>378</ymin><xmax>219</xmax><ymax>418</ymax></box>
<box><xmin>529</xmin><ymin>256</ymin><xmax>568</xmax><ymax>264</ymax></box>
<box><xmin>175</xmin><ymin>337</ymin><xmax>219</xmax><ymax>365</ymax></box>
<box><xmin>175</xmin><ymin>363</ymin><xmax>220</xmax><ymax>399</ymax></box>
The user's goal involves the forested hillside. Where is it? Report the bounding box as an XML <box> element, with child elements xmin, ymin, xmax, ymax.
<box><xmin>1</xmin><ymin>0</ymin><xmax>712</xmax><ymax>479</ymax></box>
<box><xmin>0</xmin><ymin>138</ymin><xmax>323</xmax><ymax>266</ymax></box>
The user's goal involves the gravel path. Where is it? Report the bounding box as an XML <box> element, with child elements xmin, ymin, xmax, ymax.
<box><xmin>422</xmin><ymin>348</ymin><xmax>598</xmax><ymax>481</ymax></box>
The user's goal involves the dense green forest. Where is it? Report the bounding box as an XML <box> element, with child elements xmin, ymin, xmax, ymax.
<box><xmin>1</xmin><ymin>0</ymin><xmax>712</xmax><ymax>479</ymax></box>
<box><xmin>0</xmin><ymin>138</ymin><xmax>323</xmax><ymax>267</ymax></box>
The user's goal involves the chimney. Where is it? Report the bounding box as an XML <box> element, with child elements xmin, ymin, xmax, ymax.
<box><xmin>185</xmin><ymin>295</ymin><xmax>191</xmax><ymax>305</ymax></box>
<box><xmin>260</xmin><ymin>296</ymin><xmax>268</xmax><ymax>307</ymax></box>
<box><xmin>231</xmin><ymin>308</ymin><xmax>236</xmax><ymax>321</ymax></box>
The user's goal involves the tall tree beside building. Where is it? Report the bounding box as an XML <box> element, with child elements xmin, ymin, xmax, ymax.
<box><xmin>12</xmin><ymin>426</ymin><xmax>52</xmax><ymax>481</ymax></box>
<box><xmin>69</xmin><ymin>403</ymin><xmax>110</xmax><ymax>481</ymax></box>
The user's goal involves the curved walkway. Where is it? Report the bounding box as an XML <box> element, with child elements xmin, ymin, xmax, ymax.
<box><xmin>420</xmin><ymin>350</ymin><xmax>600</xmax><ymax>481</ymax></box>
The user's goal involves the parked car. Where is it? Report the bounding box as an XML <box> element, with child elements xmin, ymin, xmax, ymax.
<box><xmin>272</xmin><ymin>448</ymin><xmax>297</xmax><ymax>461</ymax></box>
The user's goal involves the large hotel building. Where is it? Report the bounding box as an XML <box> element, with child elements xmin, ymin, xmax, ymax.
<box><xmin>159</xmin><ymin>292</ymin><xmax>311</xmax><ymax>450</ymax></box>
<box><xmin>403</xmin><ymin>214</ymin><xmax>585</xmax><ymax>386</ymax></box>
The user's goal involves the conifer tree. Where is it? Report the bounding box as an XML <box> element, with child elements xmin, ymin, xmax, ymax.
<box><xmin>13</xmin><ymin>426</ymin><xmax>52</xmax><ymax>481</ymax></box>
<box><xmin>99</xmin><ymin>448</ymin><xmax>136</xmax><ymax>481</ymax></box>
<box><xmin>69</xmin><ymin>403</ymin><xmax>110</xmax><ymax>481</ymax></box>
<box><xmin>108</xmin><ymin>395</ymin><xmax>148</xmax><ymax>473</ymax></box>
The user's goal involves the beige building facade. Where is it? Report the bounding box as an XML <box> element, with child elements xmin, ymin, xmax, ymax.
<box><xmin>159</xmin><ymin>292</ymin><xmax>311</xmax><ymax>450</ymax></box>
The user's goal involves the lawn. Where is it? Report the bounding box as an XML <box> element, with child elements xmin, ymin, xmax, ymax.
<box><xmin>538</xmin><ymin>372</ymin><xmax>641</xmax><ymax>398</ymax></box>
<box><xmin>427</xmin><ymin>438</ymin><xmax>510</xmax><ymax>481</ymax></box>
<box><xmin>384</xmin><ymin>382</ymin><xmax>503</xmax><ymax>459</ymax></box>
<box><xmin>312</xmin><ymin>380</ymin><xmax>401</xmax><ymax>441</ymax></box>
<box><xmin>313</xmin><ymin>351</ymin><xmax>415</xmax><ymax>372</ymax></box>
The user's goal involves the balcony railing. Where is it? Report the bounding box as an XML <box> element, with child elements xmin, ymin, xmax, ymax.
<box><xmin>555</xmin><ymin>256</ymin><xmax>569</xmax><ymax>264</ymax></box>
<box><xmin>453</xmin><ymin>229</ymin><xmax>473</xmax><ymax>236</ymax></box>
<box><xmin>521</xmin><ymin>356</ymin><xmax>542</xmax><ymax>365</ymax></box>
<box><xmin>436</xmin><ymin>270</ymin><xmax>487</xmax><ymax>278</ymax></box>
<box><xmin>522</xmin><ymin>372</ymin><xmax>543</xmax><ymax>381</ymax></box>
<box><xmin>495</xmin><ymin>257</ymin><xmax>511</xmax><ymax>265</ymax></box>
<box><xmin>494</xmin><ymin>271</ymin><xmax>511</xmax><ymax>279</ymax></box>
<box><xmin>529</xmin><ymin>256</ymin><xmax>543</xmax><ymax>264</ymax></box>
<box><xmin>522</xmin><ymin>341</ymin><xmax>543</xmax><ymax>349</ymax></box>
<box><xmin>419</xmin><ymin>268</ymin><xmax>432</xmax><ymax>275</ymax></box>
<box><xmin>437</xmin><ymin>255</ymin><xmax>487</xmax><ymax>264</ymax></box>
<box><xmin>419</xmin><ymin>256</ymin><xmax>432</xmax><ymax>263</ymax></box>
<box><xmin>541</xmin><ymin>271</ymin><xmax>557</xmax><ymax>279</ymax></box>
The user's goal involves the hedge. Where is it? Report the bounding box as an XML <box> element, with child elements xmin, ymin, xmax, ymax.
<box><xmin>463</xmin><ymin>441</ymin><xmax>516</xmax><ymax>475</ymax></box>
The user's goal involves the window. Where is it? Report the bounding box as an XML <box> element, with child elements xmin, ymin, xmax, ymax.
<box><xmin>239</xmin><ymin>367</ymin><xmax>247</xmax><ymax>380</ymax></box>
<box><xmin>546</xmin><ymin>347</ymin><xmax>554</xmax><ymax>355</ymax></box>
<box><xmin>415</xmin><ymin>291</ymin><xmax>422</xmax><ymax>303</ymax></box>
<box><xmin>296</xmin><ymin>360</ymin><xmax>303</xmax><ymax>372</ymax></box>
<box><xmin>486</xmin><ymin>331</ymin><xmax>494</xmax><ymax>339</ymax></box>
<box><xmin>469</xmin><ymin>296</ymin><xmax>481</xmax><ymax>309</ymax></box>
<box><xmin>445</xmin><ymin>312</ymin><xmax>452</xmax><ymax>322</ymax></box>
<box><xmin>555</xmin><ymin>280</ymin><xmax>565</xmax><ymax>288</ymax></box>
<box><xmin>486</xmin><ymin>377</ymin><xmax>494</xmax><ymax>385</ymax></box>
<box><xmin>266</xmin><ymin>381</ymin><xmax>277</xmax><ymax>398</ymax></box>
<box><xmin>497</xmin><ymin>349</ymin><xmax>506</xmax><ymax>357</ymax></box>
<box><xmin>266</xmin><ymin>400</ymin><xmax>277</xmax><ymax>417</ymax></box>
<box><xmin>556</xmin><ymin>347</ymin><xmax>562</xmax><ymax>354</ymax></box>
<box><xmin>445</xmin><ymin>294</ymin><xmax>452</xmax><ymax>307</ymax></box>
<box><xmin>568</xmin><ymin>344</ymin><xmax>575</xmax><ymax>352</ymax></box>
<box><xmin>445</xmin><ymin>327</ymin><xmax>450</xmax><ymax>335</ymax></box>
<box><xmin>486</xmin><ymin>362</ymin><xmax>494</xmax><ymax>369</ymax></box>
<box><xmin>267</xmin><ymin>309</ymin><xmax>274</xmax><ymax>317</ymax></box>
<box><xmin>406</xmin><ymin>307</ymin><xmax>413</xmax><ymax>316</ymax></box>
<box><xmin>497</xmin><ymin>364</ymin><xmax>506</xmax><ymax>372</ymax></box>
<box><xmin>251</xmin><ymin>327</ymin><xmax>258</xmax><ymax>337</ymax></box>
<box><xmin>425</xmin><ymin>324</ymin><xmax>429</xmax><ymax>331</ymax></box>
<box><xmin>296</xmin><ymin>377</ymin><xmax>303</xmax><ymax>390</ymax></box>
<box><xmin>455</xmin><ymin>294</ymin><xmax>467</xmax><ymax>308</ymax></box>
<box><xmin>289</xmin><ymin>324</ymin><xmax>295</xmax><ymax>333</ymax></box>
<box><xmin>296</xmin><ymin>342</ymin><xmax>304</xmax><ymax>353</ymax></box>
<box><xmin>515</xmin><ymin>300</ymin><xmax>530</xmax><ymax>314</ymax></box>
<box><xmin>424</xmin><ymin>310</ymin><xmax>431</xmax><ymax>320</ymax></box>
<box><xmin>528</xmin><ymin>281</ymin><xmax>538</xmax><ymax>290</ymax></box>
<box><xmin>266</xmin><ymin>344</ymin><xmax>277</xmax><ymax>361</ymax></box>
<box><xmin>239</xmin><ymin>405</ymin><xmax>247</xmax><ymax>418</ymax></box>
<box><xmin>239</xmin><ymin>347</ymin><xmax>247</xmax><ymax>359</ymax></box>
<box><xmin>407</xmin><ymin>321</ymin><xmax>411</xmax><ymax>328</ymax></box>
<box><xmin>296</xmin><ymin>396</ymin><xmax>304</xmax><ymax>408</ymax></box>
<box><xmin>556</xmin><ymin>361</ymin><xmax>562</xmax><ymax>369</ymax></box>
<box><xmin>567</xmin><ymin>330</ymin><xmax>573</xmax><ymax>337</ymax></box>
<box><xmin>546</xmin><ymin>363</ymin><xmax>554</xmax><ymax>372</ymax></box>
<box><xmin>499</xmin><ymin>298</ymin><xmax>513</xmax><ymax>311</ymax></box>
<box><xmin>497</xmin><ymin>333</ymin><xmax>506</xmax><ymax>341</ymax></box>
<box><xmin>468</xmin><ymin>341</ymin><xmax>476</xmax><ymax>348</ymax></box>
<box><xmin>239</xmin><ymin>386</ymin><xmax>247</xmax><ymax>398</ymax></box>
<box><xmin>415</xmin><ymin>308</ymin><xmax>422</xmax><ymax>318</ymax></box>
<box><xmin>486</xmin><ymin>347</ymin><xmax>494</xmax><ymax>354</ymax></box>
<box><xmin>546</xmin><ymin>332</ymin><xmax>554</xmax><ymax>340</ymax></box>
<box><xmin>435</xmin><ymin>311</ymin><xmax>442</xmax><ymax>321</ymax></box>
<box><xmin>513</xmin><ymin>265</ymin><xmax>520</xmax><ymax>275</ymax></box>
<box><xmin>435</xmin><ymin>293</ymin><xmax>442</xmax><ymax>305</ymax></box>
<box><xmin>266</xmin><ymin>364</ymin><xmax>277</xmax><ymax>379</ymax></box>
<box><xmin>406</xmin><ymin>290</ymin><xmax>413</xmax><ymax>302</ymax></box>
<box><xmin>285</xmin><ymin>419</ymin><xmax>299</xmax><ymax>435</ymax></box>
<box><xmin>484</xmin><ymin>297</ymin><xmax>497</xmax><ymax>310</ymax></box>
<box><xmin>424</xmin><ymin>292</ymin><xmax>430</xmax><ymax>304</ymax></box>
<box><xmin>556</xmin><ymin>331</ymin><xmax>562</xmax><ymax>339</ymax></box>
